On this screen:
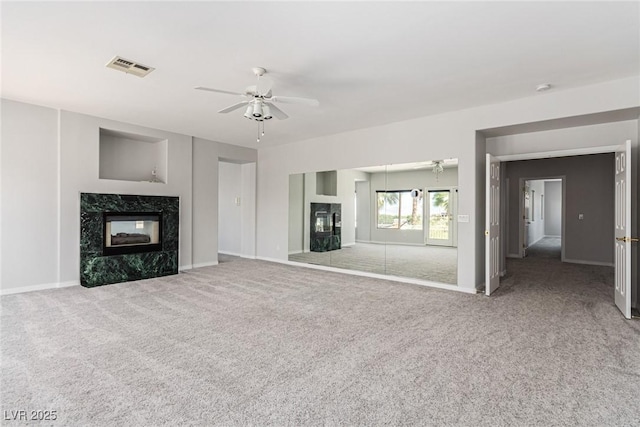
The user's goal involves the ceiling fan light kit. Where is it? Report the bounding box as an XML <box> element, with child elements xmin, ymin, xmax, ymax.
<box><xmin>196</xmin><ymin>67</ymin><xmax>319</xmax><ymax>142</ymax></box>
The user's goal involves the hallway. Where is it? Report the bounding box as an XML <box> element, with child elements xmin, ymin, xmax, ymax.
<box><xmin>526</xmin><ymin>236</ymin><xmax>561</xmax><ymax>259</ymax></box>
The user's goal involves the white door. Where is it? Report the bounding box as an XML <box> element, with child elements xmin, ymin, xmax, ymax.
<box><xmin>426</xmin><ymin>189</ymin><xmax>454</xmax><ymax>246</ymax></box>
<box><xmin>614</xmin><ymin>140</ymin><xmax>632</xmax><ymax>319</ymax></box>
<box><xmin>486</xmin><ymin>154</ymin><xmax>500</xmax><ymax>296</ymax></box>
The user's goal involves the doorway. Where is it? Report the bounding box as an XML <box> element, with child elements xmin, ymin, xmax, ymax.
<box><xmin>218</xmin><ymin>160</ymin><xmax>257</xmax><ymax>262</ymax></box>
<box><xmin>519</xmin><ymin>178</ymin><xmax>564</xmax><ymax>260</ymax></box>
<box><xmin>425</xmin><ymin>187</ymin><xmax>458</xmax><ymax>247</ymax></box>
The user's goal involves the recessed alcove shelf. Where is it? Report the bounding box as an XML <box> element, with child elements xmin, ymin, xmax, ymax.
<box><xmin>99</xmin><ymin>128</ymin><xmax>168</xmax><ymax>183</ymax></box>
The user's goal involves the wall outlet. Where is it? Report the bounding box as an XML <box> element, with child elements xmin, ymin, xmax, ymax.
<box><xmin>578</xmin><ymin>213</ymin><xmax>584</xmax><ymax>220</ymax></box>
<box><xmin>234</xmin><ymin>197</ymin><xmax>241</xmax><ymax>206</ymax></box>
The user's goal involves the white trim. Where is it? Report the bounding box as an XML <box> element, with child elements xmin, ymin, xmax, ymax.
<box><xmin>179</xmin><ymin>264</ymin><xmax>193</xmax><ymax>271</ymax></box>
<box><xmin>544</xmin><ymin>235</ymin><xmax>561</xmax><ymax>238</ymax></box>
<box><xmin>1</xmin><ymin>280</ymin><xmax>80</xmax><ymax>296</ymax></box>
<box><xmin>507</xmin><ymin>253</ymin><xmax>521</xmax><ymax>259</ymax></box>
<box><xmin>218</xmin><ymin>250</ymin><xmax>242</xmax><ymax>257</ymax></box>
<box><xmin>563</xmin><ymin>258</ymin><xmax>615</xmax><ymax>267</ymax></box>
<box><xmin>218</xmin><ymin>251</ymin><xmax>257</xmax><ymax>260</ymax></box>
<box><xmin>256</xmin><ymin>256</ymin><xmax>477</xmax><ymax>295</ymax></box>
<box><xmin>495</xmin><ymin>145</ymin><xmax>619</xmax><ymax>162</ymax></box>
<box><xmin>191</xmin><ymin>261</ymin><xmax>219</xmax><ymax>269</ymax></box>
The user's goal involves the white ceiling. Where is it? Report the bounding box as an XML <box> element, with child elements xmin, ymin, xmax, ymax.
<box><xmin>2</xmin><ymin>2</ymin><xmax>638</xmax><ymax>149</ymax></box>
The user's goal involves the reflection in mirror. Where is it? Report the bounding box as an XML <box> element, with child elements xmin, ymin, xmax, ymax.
<box><xmin>288</xmin><ymin>160</ymin><xmax>458</xmax><ymax>285</ymax></box>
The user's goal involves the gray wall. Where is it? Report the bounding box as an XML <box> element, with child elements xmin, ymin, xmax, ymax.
<box><xmin>544</xmin><ymin>181</ymin><xmax>562</xmax><ymax>236</ymax></box>
<box><xmin>506</xmin><ymin>154</ymin><xmax>615</xmax><ymax>265</ymax></box>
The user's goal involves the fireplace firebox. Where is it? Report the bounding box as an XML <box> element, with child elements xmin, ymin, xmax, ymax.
<box><xmin>103</xmin><ymin>212</ymin><xmax>163</xmax><ymax>256</ymax></box>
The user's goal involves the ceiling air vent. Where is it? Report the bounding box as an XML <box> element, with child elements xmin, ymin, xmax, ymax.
<box><xmin>106</xmin><ymin>56</ymin><xmax>155</xmax><ymax>77</ymax></box>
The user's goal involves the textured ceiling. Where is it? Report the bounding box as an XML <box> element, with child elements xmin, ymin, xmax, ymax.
<box><xmin>2</xmin><ymin>2</ymin><xmax>638</xmax><ymax>148</ymax></box>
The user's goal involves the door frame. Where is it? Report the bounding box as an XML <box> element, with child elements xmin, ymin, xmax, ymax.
<box><xmin>517</xmin><ymin>176</ymin><xmax>566</xmax><ymax>261</ymax></box>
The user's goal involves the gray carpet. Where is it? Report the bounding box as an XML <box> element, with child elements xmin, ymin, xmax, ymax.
<box><xmin>289</xmin><ymin>243</ymin><xmax>457</xmax><ymax>284</ymax></box>
<box><xmin>526</xmin><ymin>236</ymin><xmax>561</xmax><ymax>259</ymax></box>
<box><xmin>1</xmin><ymin>255</ymin><xmax>639</xmax><ymax>426</ymax></box>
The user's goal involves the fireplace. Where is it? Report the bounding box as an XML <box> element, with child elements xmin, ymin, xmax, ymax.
<box><xmin>80</xmin><ymin>193</ymin><xmax>179</xmax><ymax>287</ymax></box>
<box><xmin>103</xmin><ymin>212</ymin><xmax>163</xmax><ymax>256</ymax></box>
<box><xmin>310</xmin><ymin>202</ymin><xmax>341</xmax><ymax>252</ymax></box>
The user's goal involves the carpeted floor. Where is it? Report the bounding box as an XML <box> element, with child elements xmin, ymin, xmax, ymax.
<box><xmin>1</xmin><ymin>255</ymin><xmax>638</xmax><ymax>426</ymax></box>
<box><xmin>526</xmin><ymin>236</ymin><xmax>561</xmax><ymax>259</ymax></box>
<box><xmin>289</xmin><ymin>242</ymin><xmax>457</xmax><ymax>284</ymax></box>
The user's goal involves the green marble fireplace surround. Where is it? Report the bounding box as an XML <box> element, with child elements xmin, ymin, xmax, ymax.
<box><xmin>80</xmin><ymin>193</ymin><xmax>179</xmax><ymax>287</ymax></box>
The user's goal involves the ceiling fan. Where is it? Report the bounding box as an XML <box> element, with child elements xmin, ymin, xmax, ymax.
<box><xmin>195</xmin><ymin>67</ymin><xmax>319</xmax><ymax>140</ymax></box>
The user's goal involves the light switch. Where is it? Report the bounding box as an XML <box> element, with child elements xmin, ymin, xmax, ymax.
<box><xmin>578</xmin><ymin>213</ymin><xmax>584</xmax><ymax>220</ymax></box>
<box><xmin>458</xmin><ymin>214</ymin><xmax>470</xmax><ymax>223</ymax></box>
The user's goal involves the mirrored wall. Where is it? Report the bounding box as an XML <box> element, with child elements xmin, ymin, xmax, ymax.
<box><xmin>288</xmin><ymin>160</ymin><xmax>459</xmax><ymax>285</ymax></box>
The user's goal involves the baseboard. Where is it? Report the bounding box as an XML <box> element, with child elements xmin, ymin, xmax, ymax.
<box><xmin>563</xmin><ymin>258</ymin><xmax>614</xmax><ymax>267</ymax></box>
<box><xmin>191</xmin><ymin>261</ymin><xmax>219</xmax><ymax>269</ymax></box>
<box><xmin>218</xmin><ymin>251</ymin><xmax>256</xmax><ymax>260</ymax></box>
<box><xmin>256</xmin><ymin>256</ymin><xmax>477</xmax><ymax>295</ymax></box>
<box><xmin>288</xmin><ymin>250</ymin><xmax>302</xmax><ymax>255</ymax></box>
<box><xmin>179</xmin><ymin>264</ymin><xmax>193</xmax><ymax>271</ymax></box>
<box><xmin>218</xmin><ymin>250</ymin><xmax>242</xmax><ymax>257</ymax></box>
<box><xmin>544</xmin><ymin>235</ymin><xmax>561</xmax><ymax>238</ymax></box>
<box><xmin>507</xmin><ymin>253</ymin><xmax>521</xmax><ymax>259</ymax></box>
<box><xmin>500</xmin><ymin>270</ymin><xmax>507</xmax><ymax>277</ymax></box>
<box><xmin>1</xmin><ymin>280</ymin><xmax>80</xmax><ymax>296</ymax></box>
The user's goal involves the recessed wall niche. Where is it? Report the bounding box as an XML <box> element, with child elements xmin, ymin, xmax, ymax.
<box><xmin>99</xmin><ymin>128</ymin><xmax>168</xmax><ymax>183</ymax></box>
<box><xmin>316</xmin><ymin>170</ymin><xmax>337</xmax><ymax>196</ymax></box>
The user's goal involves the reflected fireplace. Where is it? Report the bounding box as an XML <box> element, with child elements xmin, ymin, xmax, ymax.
<box><xmin>103</xmin><ymin>212</ymin><xmax>163</xmax><ymax>256</ymax></box>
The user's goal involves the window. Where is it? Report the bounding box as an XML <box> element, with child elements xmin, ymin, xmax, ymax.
<box><xmin>377</xmin><ymin>191</ymin><xmax>423</xmax><ymax>230</ymax></box>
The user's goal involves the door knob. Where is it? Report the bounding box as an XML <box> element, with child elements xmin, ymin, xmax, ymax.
<box><xmin>616</xmin><ymin>237</ymin><xmax>639</xmax><ymax>242</ymax></box>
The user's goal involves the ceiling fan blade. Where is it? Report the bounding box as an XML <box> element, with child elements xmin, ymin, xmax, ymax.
<box><xmin>195</xmin><ymin>87</ymin><xmax>245</xmax><ymax>96</ymax></box>
<box><xmin>265</xmin><ymin>102</ymin><xmax>289</xmax><ymax>120</ymax></box>
<box><xmin>269</xmin><ymin>96</ymin><xmax>319</xmax><ymax>107</ymax></box>
<box><xmin>218</xmin><ymin>101</ymin><xmax>249</xmax><ymax>114</ymax></box>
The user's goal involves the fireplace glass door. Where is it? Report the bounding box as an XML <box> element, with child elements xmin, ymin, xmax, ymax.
<box><xmin>103</xmin><ymin>212</ymin><xmax>162</xmax><ymax>255</ymax></box>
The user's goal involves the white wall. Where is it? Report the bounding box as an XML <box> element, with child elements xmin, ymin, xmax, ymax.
<box><xmin>0</xmin><ymin>100</ymin><xmax>257</xmax><ymax>293</ymax></box>
<box><xmin>240</xmin><ymin>162</ymin><xmax>257</xmax><ymax>258</ymax></box>
<box><xmin>544</xmin><ymin>181</ymin><xmax>562</xmax><ymax>236</ymax></box>
<box><xmin>1</xmin><ymin>99</ymin><xmax>59</xmax><ymax>292</ymax></box>
<box><xmin>355</xmin><ymin>180</ymin><xmax>371</xmax><ymax>242</ymax></box>
<box><xmin>218</xmin><ymin>162</ymin><xmax>242</xmax><ymax>255</ymax></box>
<box><xmin>192</xmin><ymin>138</ymin><xmax>256</xmax><ymax>268</ymax></box>
<box><xmin>58</xmin><ymin>110</ymin><xmax>194</xmax><ymax>281</ymax></box>
<box><xmin>288</xmin><ymin>174</ymin><xmax>305</xmax><ymax>254</ymax></box>
<box><xmin>257</xmin><ymin>76</ymin><xmax>639</xmax><ymax>291</ymax></box>
<box><xmin>525</xmin><ymin>180</ymin><xmax>546</xmax><ymax>247</ymax></box>
<box><xmin>99</xmin><ymin>134</ymin><xmax>168</xmax><ymax>183</ymax></box>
